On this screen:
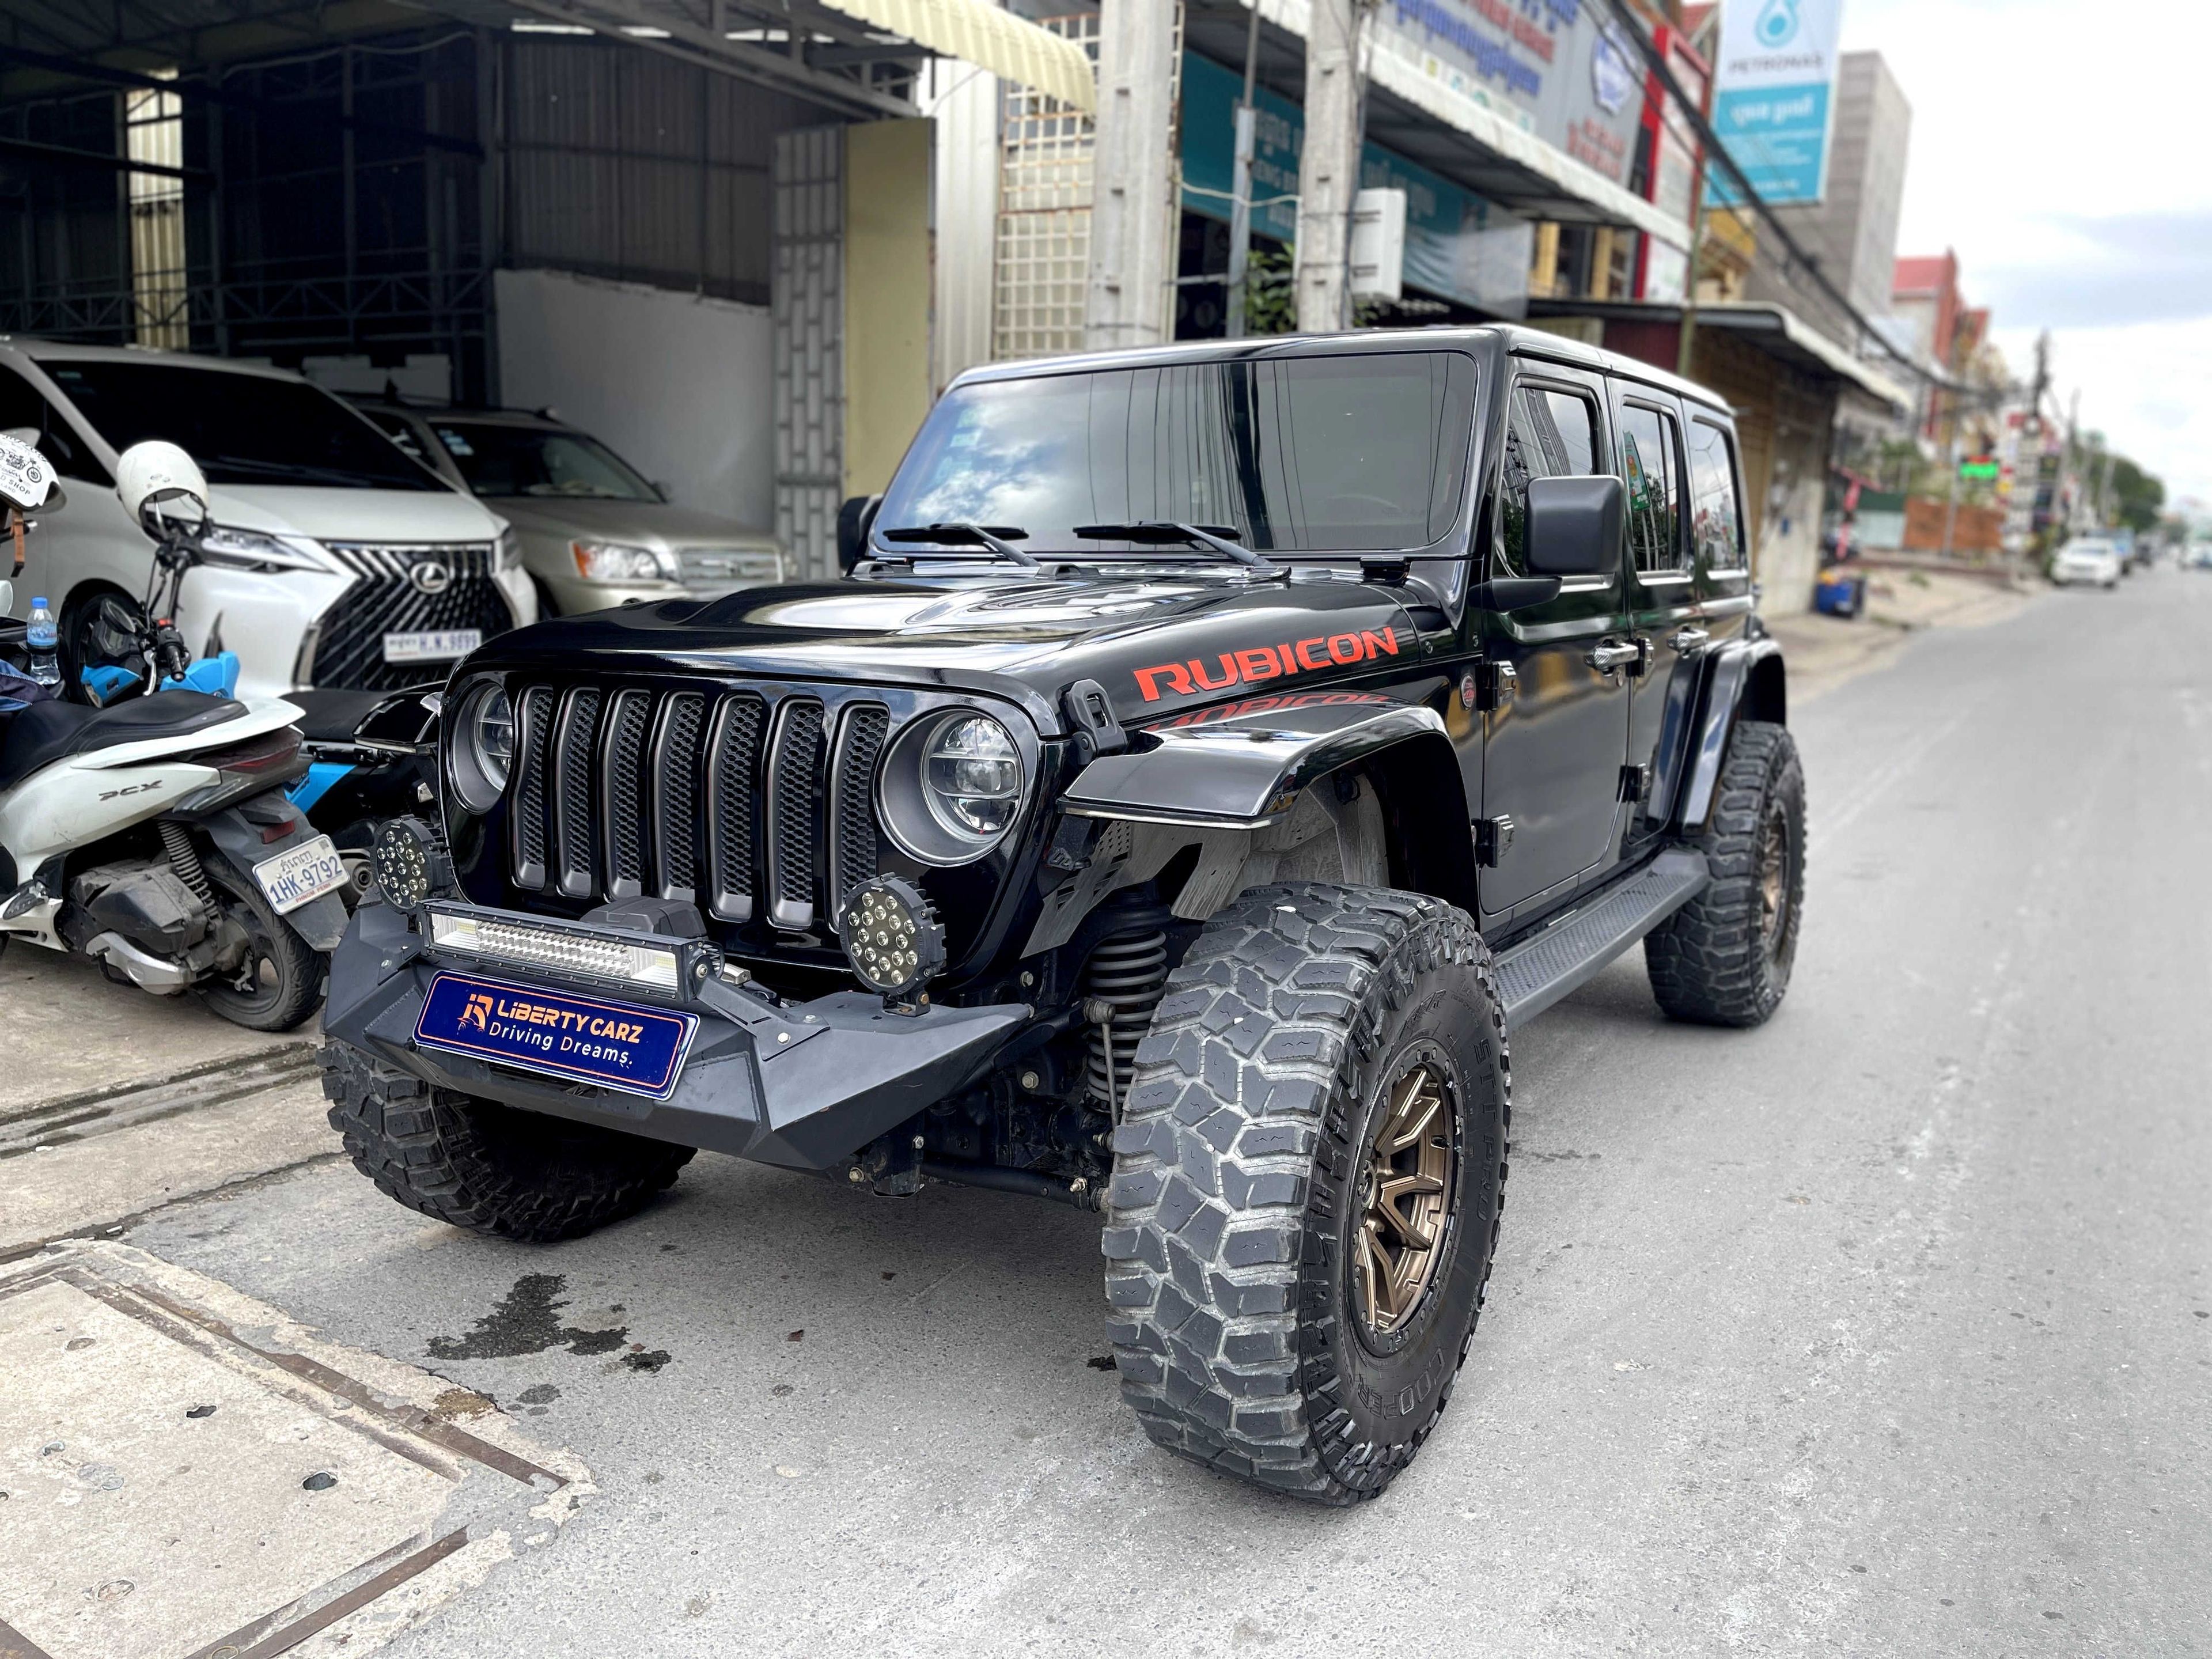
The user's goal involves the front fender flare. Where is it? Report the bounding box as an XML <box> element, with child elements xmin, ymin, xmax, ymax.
<box><xmin>1676</xmin><ymin>635</ymin><xmax>1786</xmax><ymax>833</ymax></box>
<box><xmin>1059</xmin><ymin>697</ymin><xmax>1449</xmax><ymax>829</ymax></box>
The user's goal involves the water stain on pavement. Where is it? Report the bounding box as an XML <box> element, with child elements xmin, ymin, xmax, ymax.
<box><xmin>427</xmin><ymin>1272</ymin><xmax>641</xmax><ymax>1361</ymax></box>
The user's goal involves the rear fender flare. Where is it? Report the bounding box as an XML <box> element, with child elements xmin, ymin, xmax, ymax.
<box><xmin>1676</xmin><ymin>637</ymin><xmax>1786</xmax><ymax>834</ymax></box>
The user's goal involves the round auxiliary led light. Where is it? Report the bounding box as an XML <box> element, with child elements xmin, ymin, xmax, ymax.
<box><xmin>370</xmin><ymin>816</ymin><xmax>450</xmax><ymax>911</ymax></box>
<box><xmin>838</xmin><ymin>875</ymin><xmax>946</xmax><ymax>1001</ymax></box>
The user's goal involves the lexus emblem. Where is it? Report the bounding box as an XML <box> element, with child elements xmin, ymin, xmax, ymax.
<box><xmin>408</xmin><ymin>560</ymin><xmax>453</xmax><ymax>596</ymax></box>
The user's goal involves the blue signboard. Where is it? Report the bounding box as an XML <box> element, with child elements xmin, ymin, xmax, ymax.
<box><xmin>1709</xmin><ymin>0</ymin><xmax>1843</xmax><ymax>206</ymax></box>
<box><xmin>415</xmin><ymin>971</ymin><xmax>698</xmax><ymax>1100</ymax></box>
<box><xmin>1179</xmin><ymin>51</ymin><xmax>1531</xmax><ymax>314</ymax></box>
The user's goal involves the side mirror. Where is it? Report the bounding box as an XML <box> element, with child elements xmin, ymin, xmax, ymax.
<box><xmin>836</xmin><ymin>493</ymin><xmax>882</xmax><ymax>575</ymax></box>
<box><xmin>1525</xmin><ymin>474</ymin><xmax>1624</xmax><ymax>578</ymax></box>
<box><xmin>115</xmin><ymin>439</ymin><xmax>210</xmax><ymax>534</ymax></box>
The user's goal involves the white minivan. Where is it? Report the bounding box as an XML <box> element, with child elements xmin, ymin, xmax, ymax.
<box><xmin>0</xmin><ymin>341</ymin><xmax>534</xmax><ymax>700</ymax></box>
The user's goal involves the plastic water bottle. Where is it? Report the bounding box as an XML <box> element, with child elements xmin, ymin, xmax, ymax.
<box><xmin>25</xmin><ymin>597</ymin><xmax>60</xmax><ymax>689</ymax></box>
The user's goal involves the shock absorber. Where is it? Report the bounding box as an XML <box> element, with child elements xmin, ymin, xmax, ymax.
<box><xmin>157</xmin><ymin>820</ymin><xmax>215</xmax><ymax>908</ymax></box>
<box><xmin>1082</xmin><ymin>905</ymin><xmax>1171</xmax><ymax>1118</ymax></box>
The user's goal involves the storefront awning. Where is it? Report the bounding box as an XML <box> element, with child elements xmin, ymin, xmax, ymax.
<box><xmin>1527</xmin><ymin>298</ymin><xmax>1914</xmax><ymax>412</ymax></box>
<box><xmin>817</xmin><ymin>0</ymin><xmax>1094</xmax><ymax>111</ymax></box>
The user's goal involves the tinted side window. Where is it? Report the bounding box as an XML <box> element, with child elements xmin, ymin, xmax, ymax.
<box><xmin>1618</xmin><ymin>402</ymin><xmax>1684</xmax><ymax>574</ymax></box>
<box><xmin>1498</xmin><ymin>381</ymin><xmax>1601</xmax><ymax>573</ymax></box>
<box><xmin>0</xmin><ymin>366</ymin><xmax>107</xmax><ymax>484</ymax></box>
<box><xmin>1687</xmin><ymin>417</ymin><xmax>1746</xmax><ymax>571</ymax></box>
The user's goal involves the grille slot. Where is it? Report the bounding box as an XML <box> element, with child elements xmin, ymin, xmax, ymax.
<box><xmin>501</xmin><ymin>681</ymin><xmax>899</xmax><ymax>937</ymax></box>
<box><xmin>511</xmin><ymin>685</ymin><xmax>555</xmax><ymax>891</ymax></box>
<box><xmin>704</xmin><ymin>694</ymin><xmax>767</xmax><ymax>923</ymax></box>
<box><xmin>599</xmin><ymin>689</ymin><xmax>654</xmax><ymax>900</ymax></box>
<box><xmin>650</xmin><ymin>692</ymin><xmax>707</xmax><ymax>902</ymax></box>
<box><xmin>765</xmin><ymin>700</ymin><xmax>827</xmax><ymax>931</ymax></box>
<box><xmin>551</xmin><ymin>687</ymin><xmax>603</xmax><ymax>899</ymax></box>
<box><xmin>828</xmin><ymin>703</ymin><xmax>891</xmax><ymax>927</ymax></box>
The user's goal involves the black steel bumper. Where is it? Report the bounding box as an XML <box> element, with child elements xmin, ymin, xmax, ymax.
<box><xmin>323</xmin><ymin>899</ymin><xmax>1031</xmax><ymax>1170</ymax></box>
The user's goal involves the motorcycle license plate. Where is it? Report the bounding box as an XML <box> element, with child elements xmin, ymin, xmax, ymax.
<box><xmin>382</xmin><ymin>628</ymin><xmax>480</xmax><ymax>664</ymax></box>
<box><xmin>414</xmin><ymin>972</ymin><xmax>698</xmax><ymax>1101</ymax></box>
<box><xmin>253</xmin><ymin>834</ymin><xmax>347</xmax><ymax>914</ymax></box>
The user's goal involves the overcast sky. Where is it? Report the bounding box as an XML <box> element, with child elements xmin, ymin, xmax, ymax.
<box><xmin>1836</xmin><ymin>0</ymin><xmax>2212</xmax><ymax>510</ymax></box>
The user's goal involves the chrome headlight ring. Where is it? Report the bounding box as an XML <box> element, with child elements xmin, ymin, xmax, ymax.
<box><xmin>445</xmin><ymin>677</ymin><xmax>514</xmax><ymax>815</ymax></box>
<box><xmin>876</xmin><ymin>706</ymin><xmax>1030</xmax><ymax>866</ymax></box>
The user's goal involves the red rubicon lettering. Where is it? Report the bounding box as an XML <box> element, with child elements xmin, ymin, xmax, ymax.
<box><xmin>1130</xmin><ymin>626</ymin><xmax>1407</xmax><ymax>702</ymax></box>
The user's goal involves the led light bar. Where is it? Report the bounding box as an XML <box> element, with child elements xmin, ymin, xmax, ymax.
<box><xmin>429</xmin><ymin>910</ymin><xmax>681</xmax><ymax>991</ymax></box>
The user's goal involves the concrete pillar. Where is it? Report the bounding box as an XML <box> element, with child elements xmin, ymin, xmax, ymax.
<box><xmin>1084</xmin><ymin>0</ymin><xmax>1177</xmax><ymax>353</ymax></box>
<box><xmin>1295</xmin><ymin>0</ymin><xmax>1366</xmax><ymax>334</ymax></box>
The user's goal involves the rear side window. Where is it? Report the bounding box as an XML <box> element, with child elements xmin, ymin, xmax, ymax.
<box><xmin>1617</xmin><ymin>402</ymin><xmax>1684</xmax><ymax>574</ymax></box>
<box><xmin>1498</xmin><ymin>381</ymin><xmax>1601</xmax><ymax>574</ymax></box>
<box><xmin>0</xmin><ymin>366</ymin><xmax>108</xmax><ymax>484</ymax></box>
<box><xmin>1685</xmin><ymin>417</ymin><xmax>1746</xmax><ymax>571</ymax></box>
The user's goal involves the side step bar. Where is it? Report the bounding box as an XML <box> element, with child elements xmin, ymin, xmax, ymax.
<box><xmin>1493</xmin><ymin>849</ymin><xmax>1710</xmax><ymax>1032</ymax></box>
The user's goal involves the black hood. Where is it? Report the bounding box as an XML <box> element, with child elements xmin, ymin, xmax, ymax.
<box><xmin>467</xmin><ymin>570</ymin><xmax>1430</xmax><ymax>733</ymax></box>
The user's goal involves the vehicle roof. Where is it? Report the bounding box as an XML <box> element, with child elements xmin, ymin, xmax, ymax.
<box><xmin>946</xmin><ymin>324</ymin><xmax>1736</xmax><ymax>418</ymax></box>
<box><xmin>0</xmin><ymin>338</ymin><xmax>308</xmax><ymax>383</ymax></box>
<box><xmin>349</xmin><ymin>397</ymin><xmax>571</xmax><ymax>432</ymax></box>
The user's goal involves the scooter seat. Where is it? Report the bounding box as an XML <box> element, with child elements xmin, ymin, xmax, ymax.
<box><xmin>288</xmin><ymin>687</ymin><xmax>399</xmax><ymax>745</ymax></box>
<box><xmin>0</xmin><ymin>691</ymin><xmax>248</xmax><ymax>791</ymax></box>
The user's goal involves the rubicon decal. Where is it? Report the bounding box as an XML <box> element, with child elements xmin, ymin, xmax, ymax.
<box><xmin>1133</xmin><ymin>626</ymin><xmax>1406</xmax><ymax>702</ymax></box>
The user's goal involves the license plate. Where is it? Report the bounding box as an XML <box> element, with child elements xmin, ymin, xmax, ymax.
<box><xmin>414</xmin><ymin>972</ymin><xmax>698</xmax><ymax>1101</ymax></box>
<box><xmin>382</xmin><ymin>628</ymin><xmax>480</xmax><ymax>664</ymax></box>
<box><xmin>252</xmin><ymin>834</ymin><xmax>347</xmax><ymax>914</ymax></box>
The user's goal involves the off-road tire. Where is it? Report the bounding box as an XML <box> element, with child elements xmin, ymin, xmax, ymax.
<box><xmin>1645</xmin><ymin>719</ymin><xmax>1805</xmax><ymax>1027</ymax></box>
<box><xmin>1103</xmin><ymin>882</ymin><xmax>1510</xmax><ymax>1505</ymax></box>
<box><xmin>320</xmin><ymin>1041</ymin><xmax>694</xmax><ymax>1241</ymax></box>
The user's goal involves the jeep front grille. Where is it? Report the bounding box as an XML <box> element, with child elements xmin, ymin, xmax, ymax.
<box><xmin>506</xmin><ymin>681</ymin><xmax>890</xmax><ymax>934</ymax></box>
<box><xmin>314</xmin><ymin>541</ymin><xmax>514</xmax><ymax>691</ymax></box>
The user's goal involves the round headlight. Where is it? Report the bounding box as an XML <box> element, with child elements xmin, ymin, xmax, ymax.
<box><xmin>446</xmin><ymin>682</ymin><xmax>513</xmax><ymax>814</ymax></box>
<box><xmin>923</xmin><ymin>714</ymin><xmax>1021</xmax><ymax>839</ymax></box>
<box><xmin>878</xmin><ymin>708</ymin><xmax>1028</xmax><ymax>865</ymax></box>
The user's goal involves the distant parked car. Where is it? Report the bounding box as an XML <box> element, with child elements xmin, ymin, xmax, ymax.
<box><xmin>2052</xmin><ymin>537</ymin><xmax>2122</xmax><ymax>589</ymax></box>
<box><xmin>353</xmin><ymin>401</ymin><xmax>786</xmax><ymax>615</ymax></box>
<box><xmin>0</xmin><ymin>343</ymin><xmax>529</xmax><ymax>699</ymax></box>
<box><xmin>2185</xmin><ymin>543</ymin><xmax>2212</xmax><ymax>571</ymax></box>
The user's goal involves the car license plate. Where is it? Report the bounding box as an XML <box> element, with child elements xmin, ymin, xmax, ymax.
<box><xmin>414</xmin><ymin>972</ymin><xmax>698</xmax><ymax>1101</ymax></box>
<box><xmin>252</xmin><ymin>834</ymin><xmax>347</xmax><ymax>914</ymax></box>
<box><xmin>382</xmin><ymin>628</ymin><xmax>481</xmax><ymax>664</ymax></box>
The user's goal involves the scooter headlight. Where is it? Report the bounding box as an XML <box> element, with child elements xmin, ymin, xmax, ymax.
<box><xmin>447</xmin><ymin>681</ymin><xmax>513</xmax><ymax>814</ymax></box>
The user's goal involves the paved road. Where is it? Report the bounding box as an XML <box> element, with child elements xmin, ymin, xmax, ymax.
<box><xmin>65</xmin><ymin>570</ymin><xmax>2212</xmax><ymax>1653</ymax></box>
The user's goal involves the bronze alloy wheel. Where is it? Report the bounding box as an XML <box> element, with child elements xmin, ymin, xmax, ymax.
<box><xmin>1354</xmin><ymin>1059</ymin><xmax>1459</xmax><ymax>1339</ymax></box>
<box><xmin>1756</xmin><ymin>800</ymin><xmax>1798</xmax><ymax>965</ymax></box>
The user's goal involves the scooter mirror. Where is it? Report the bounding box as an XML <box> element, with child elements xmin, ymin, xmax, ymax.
<box><xmin>115</xmin><ymin>439</ymin><xmax>210</xmax><ymax>535</ymax></box>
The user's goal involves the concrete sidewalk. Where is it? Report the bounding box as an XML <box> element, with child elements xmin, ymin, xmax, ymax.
<box><xmin>1766</xmin><ymin>567</ymin><xmax>2037</xmax><ymax>704</ymax></box>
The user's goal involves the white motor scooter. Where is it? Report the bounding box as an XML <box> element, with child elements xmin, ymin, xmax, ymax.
<box><xmin>0</xmin><ymin>435</ymin><xmax>350</xmax><ymax>1029</ymax></box>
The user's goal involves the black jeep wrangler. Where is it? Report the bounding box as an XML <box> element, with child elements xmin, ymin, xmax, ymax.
<box><xmin>321</xmin><ymin>325</ymin><xmax>1804</xmax><ymax>1504</ymax></box>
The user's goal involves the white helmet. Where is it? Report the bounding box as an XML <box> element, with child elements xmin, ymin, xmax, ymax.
<box><xmin>0</xmin><ymin>430</ymin><xmax>53</xmax><ymax>513</ymax></box>
<box><xmin>115</xmin><ymin>439</ymin><xmax>209</xmax><ymax>531</ymax></box>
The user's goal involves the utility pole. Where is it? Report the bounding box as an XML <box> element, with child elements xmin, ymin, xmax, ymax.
<box><xmin>1223</xmin><ymin>0</ymin><xmax>1263</xmax><ymax>339</ymax></box>
<box><xmin>1084</xmin><ymin>0</ymin><xmax>1178</xmax><ymax>353</ymax></box>
<box><xmin>1294</xmin><ymin>0</ymin><xmax>1366</xmax><ymax>334</ymax></box>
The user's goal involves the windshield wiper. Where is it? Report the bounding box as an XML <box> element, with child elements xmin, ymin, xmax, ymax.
<box><xmin>877</xmin><ymin>521</ymin><xmax>1040</xmax><ymax>569</ymax></box>
<box><xmin>1072</xmin><ymin>521</ymin><xmax>1281</xmax><ymax>571</ymax></box>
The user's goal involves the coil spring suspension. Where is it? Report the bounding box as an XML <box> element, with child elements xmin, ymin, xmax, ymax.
<box><xmin>157</xmin><ymin>821</ymin><xmax>215</xmax><ymax>907</ymax></box>
<box><xmin>1084</xmin><ymin>920</ymin><xmax>1169</xmax><ymax>1117</ymax></box>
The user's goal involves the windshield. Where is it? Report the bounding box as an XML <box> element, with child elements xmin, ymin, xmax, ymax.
<box><xmin>36</xmin><ymin>359</ymin><xmax>444</xmax><ymax>491</ymax></box>
<box><xmin>878</xmin><ymin>351</ymin><xmax>1478</xmax><ymax>555</ymax></box>
<box><xmin>432</xmin><ymin>422</ymin><xmax>660</xmax><ymax>501</ymax></box>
